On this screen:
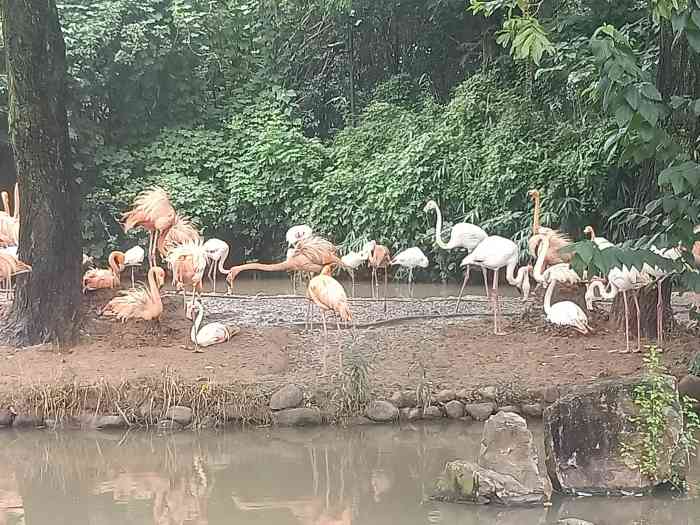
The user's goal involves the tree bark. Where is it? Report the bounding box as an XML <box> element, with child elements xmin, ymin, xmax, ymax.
<box><xmin>610</xmin><ymin>281</ymin><xmax>673</xmax><ymax>341</ymax></box>
<box><xmin>1</xmin><ymin>0</ymin><xmax>81</xmax><ymax>346</ymax></box>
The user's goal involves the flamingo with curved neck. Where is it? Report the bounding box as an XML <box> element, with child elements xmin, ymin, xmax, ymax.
<box><xmin>544</xmin><ymin>278</ymin><xmax>590</xmax><ymax>333</ymax></box>
<box><xmin>82</xmin><ymin>251</ymin><xmax>126</xmax><ymax>292</ymax></box>
<box><xmin>101</xmin><ymin>266</ymin><xmax>166</xmax><ymax>324</ymax></box>
<box><xmin>187</xmin><ymin>299</ymin><xmax>234</xmax><ymax>352</ymax></box>
<box><xmin>424</xmin><ymin>200</ymin><xmax>487</xmax><ymax>251</ymax></box>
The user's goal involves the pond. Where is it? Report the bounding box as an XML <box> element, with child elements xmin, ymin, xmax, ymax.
<box><xmin>1</xmin><ymin>423</ymin><xmax>699</xmax><ymax>525</ymax></box>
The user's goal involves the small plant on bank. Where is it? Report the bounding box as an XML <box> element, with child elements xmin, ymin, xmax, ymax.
<box><xmin>688</xmin><ymin>349</ymin><xmax>700</xmax><ymax>377</ymax></box>
<box><xmin>621</xmin><ymin>346</ymin><xmax>700</xmax><ymax>490</ymax></box>
<box><xmin>409</xmin><ymin>360</ymin><xmax>433</xmax><ymax>412</ymax></box>
<box><xmin>336</xmin><ymin>346</ymin><xmax>372</xmax><ymax>418</ymax></box>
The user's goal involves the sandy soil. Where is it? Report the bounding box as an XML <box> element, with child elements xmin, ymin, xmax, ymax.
<box><xmin>0</xmin><ymin>287</ymin><xmax>696</xmax><ymax>399</ymax></box>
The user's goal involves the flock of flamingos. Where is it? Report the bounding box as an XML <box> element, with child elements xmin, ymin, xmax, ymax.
<box><xmin>0</xmin><ymin>185</ymin><xmax>694</xmax><ymax>354</ymax></box>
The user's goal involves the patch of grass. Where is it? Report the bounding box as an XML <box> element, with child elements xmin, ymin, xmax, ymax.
<box><xmin>335</xmin><ymin>345</ymin><xmax>372</xmax><ymax>420</ymax></box>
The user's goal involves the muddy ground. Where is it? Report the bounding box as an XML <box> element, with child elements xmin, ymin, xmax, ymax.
<box><xmin>0</xmin><ymin>285</ymin><xmax>697</xmax><ymax>399</ymax></box>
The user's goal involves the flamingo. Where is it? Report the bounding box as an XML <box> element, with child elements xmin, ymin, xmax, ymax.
<box><xmin>0</xmin><ymin>192</ymin><xmax>10</xmax><ymax>216</ymax></box>
<box><xmin>340</xmin><ymin>249</ymin><xmax>368</xmax><ymax>296</ymax></box>
<box><xmin>457</xmin><ymin>236</ymin><xmax>531</xmax><ymax>334</ymax></box>
<box><xmin>166</xmin><ymin>240</ymin><xmax>207</xmax><ymax>310</ymax></box>
<box><xmin>123</xmin><ymin>245</ymin><xmax>145</xmax><ymax>288</ymax></box>
<box><xmin>527</xmin><ymin>189</ymin><xmax>572</xmax><ymax>266</ymax></box>
<box><xmin>646</xmin><ymin>246</ymin><xmax>682</xmax><ymax>349</ymax></box>
<box><xmin>306</xmin><ymin>265</ymin><xmax>353</xmax><ymax>369</ymax></box>
<box><xmin>120</xmin><ymin>187</ymin><xmax>177</xmax><ymax>268</ymax></box>
<box><xmin>391</xmin><ymin>247</ymin><xmax>428</xmax><ymax>296</ymax></box>
<box><xmin>286</xmin><ymin>225</ymin><xmax>313</xmax><ymax>246</ymax></box>
<box><xmin>532</xmin><ymin>235</ymin><xmax>582</xmax><ymax>288</ymax></box>
<box><xmin>583</xmin><ymin>225</ymin><xmax>614</xmax><ymax>249</ymax></box>
<box><xmin>424</xmin><ymin>199</ymin><xmax>490</xmax><ymax>295</ymax></box>
<box><xmin>363</xmin><ymin>240</ymin><xmax>392</xmax><ymax>311</ymax></box>
<box><xmin>13</xmin><ymin>183</ymin><xmax>19</xmax><ymax>220</ymax></box>
<box><xmin>202</xmin><ymin>238</ymin><xmax>230</xmax><ymax>293</ymax></box>
<box><xmin>0</xmin><ymin>252</ymin><xmax>31</xmax><ymax>298</ymax></box>
<box><xmin>101</xmin><ymin>266</ymin><xmax>166</xmax><ymax>328</ymax></box>
<box><xmin>544</xmin><ymin>277</ymin><xmax>591</xmax><ymax>333</ymax></box>
<box><xmin>157</xmin><ymin>214</ymin><xmax>202</xmax><ymax>258</ymax></box>
<box><xmin>585</xmin><ymin>266</ymin><xmax>652</xmax><ymax>353</ymax></box>
<box><xmin>185</xmin><ymin>299</ymin><xmax>237</xmax><ymax>352</ymax></box>
<box><xmin>225</xmin><ymin>236</ymin><xmax>343</xmax><ymax>292</ymax></box>
<box><xmin>82</xmin><ymin>251</ymin><xmax>126</xmax><ymax>292</ymax></box>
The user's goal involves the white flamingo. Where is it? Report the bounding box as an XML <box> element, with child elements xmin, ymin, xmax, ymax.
<box><xmin>424</xmin><ymin>199</ymin><xmax>491</xmax><ymax>298</ymax></box>
<box><xmin>391</xmin><ymin>247</ymin><xmax>428</xmax><ymax>296</ymax></box>
<box><xmin>544</xmin><ymin>277</ymin><xmax>591</xmax><ymax>333</ymax></box>
<box><xmin>186</xmin><ymin>299</ymin><xmax>235</xmax><ymax>352</ymax></box>
<box><xmin>286</xmin><ymin>225</ymin><xmax>313</xmax><ymax>246</ymax></box>
<box><xmin>341</xmin><ymin>249</ymin><xmax>368</xmax><ymax>296</ymax></box>
<box><xmin>585</xmin><ymin>265</ymin><xmax>652</xmax><ymax>353</ymax></box>
<box><xmin>583</xmin><ymin>225</ymin><xmax>614</xmax><ymax>250</ymax></box>
<box><xmin>123</xmin><ymin>245</ymin><xmax>145</xmax><ymax>288</ymax></box>
<box><xmin>532</xmin><ymin>235</ymin><xmax>582</xmax><ymax>287</ymax></box>
<box><xmin>203</xmin><ymin>238</ymin><xmax>230</xmax><ymax>293</ymax></box>
<box><xmin>458</xmin><ymin>236</ymin><xmax>531</xmax><ymax>334</ymax></box>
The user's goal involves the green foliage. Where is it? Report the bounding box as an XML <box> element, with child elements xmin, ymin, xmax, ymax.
<box><xmin>621</xmin><ymin>347</ymin><xmax>700</xmax><ymax>488</ymax></box>
<box><xmin>688</xmin><ymin>350</ymin><xmax>700</xmax><ymax>376</ymax></box>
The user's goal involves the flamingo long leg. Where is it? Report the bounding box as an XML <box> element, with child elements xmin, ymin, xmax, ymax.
<box><xmin>482</xmin><ymin>267</ymin><xmax>490</xmax><ymax>299</ymax></box>
<box><xmin>633</xmin><ymin>292</ymin><xmax>641</xmax><ymax>353</ymax></box>
<box><xmin>408</xmin><ymin>267</ymin><xmax>414</xmax><ymax>297</ymax></box>
<box><xmin>491</xmin><ymin>269</ymin><xmax>499</xmax><ymax>335</ymax></box>
<box><xmin>622</xmin><ymin>290</ymin><xmax>630</xmax><ymax>354</ymax></box>
<box><xmin>130</xmin><ymin>267</ymin><xmax>135</xmax><ymax>289</ymax></box>
<box><xmin>383</xmin><ymin>267</ymin><xmax>388</xmax><ymax>314</ymax></box>
<box><xmin>456</xmin><ymin>267</ymin><xmax>470</xmax><ymax>313</ymax></box>
<box><xmin>493</xmin><ymin>269</ymin><xmax>505</xmax><ymax>335</ymax></box>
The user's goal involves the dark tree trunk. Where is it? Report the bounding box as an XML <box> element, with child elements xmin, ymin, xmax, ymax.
<box><xmin>1</xmin><ymin>0</ymin><xmax>81</xmax><ymax>346</ymax></box>
<box><xmin>610</xmin><ymin>281</ymin><xmax>673</xmax><ymax>341</ymax></box>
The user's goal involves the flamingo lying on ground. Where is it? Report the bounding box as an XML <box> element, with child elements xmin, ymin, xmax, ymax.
<box><xmin>0</xmin><ymin>252</ymin><xmax>31</xmax><ymax>298</ymax></box>
<box><xmin>186</xmin><ymin>299</ymin><xmax>238</xmax><ymax>352</ymax></box>
<box><xmin>202</xmin><ymin>238</ymin><xmax>230</xmax><ymax>293</ymax></box>
<box><xmin>391</xmin><ymin>247</ymin><xmax>428</xmax><ymax>296</ymax></box>
<box><xmin>82</xmin><ymin>251</ymin><xmax>125</xmax><ymax>292</ymax></box>
<box><xmin>121</xmin><ymin>187</ymin><xmax>177</xmax><ymax>267</ymax></box>
<box><xmin>167</xmin><ymin>240</ymin><xmax>207</xmax><ymax>310</ymax></box>
<box><xmin>225</xmin><ymin>236</ymin><xmax>344</xmax><ymax>293</ymax></box>
<box><xmin>544</xmin><ymin>276</ymin><xmax>591</xmax><ymax>334</ymax></box>
<box><xmin>101</xmin><ymin>267</ymin><xmax>166</xmax><ymax>327</ymax></box>
<box><xmin>458</xmin><ymin>236</ymin><xmax>531</xmax><ymax>334</ymax></box>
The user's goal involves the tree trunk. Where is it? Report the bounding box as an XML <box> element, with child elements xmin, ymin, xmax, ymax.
<box><xmin>1</xmin><ymin>0</ymin><xmax>81</xmax><ymax>346</ymax></box>
<box><xmin>610</xmin><ymin>281</ymin><xmax>672</xmax><ymax>341</ymax></box>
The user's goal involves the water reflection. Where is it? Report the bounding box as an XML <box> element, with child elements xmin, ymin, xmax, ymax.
<box><xmin>0</xmin><ymin>424</ymin><xmax>698</xmax><ymax>525</ymax></box>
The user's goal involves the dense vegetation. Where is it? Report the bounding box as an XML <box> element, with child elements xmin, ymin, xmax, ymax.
<box><xmin>2</xmin><ymin>0</ymin><xmax>699</xmax><ymax>278</ymax></box>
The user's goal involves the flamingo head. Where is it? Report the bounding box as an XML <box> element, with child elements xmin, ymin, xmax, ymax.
<box><xmin>527</xmin><ymin>189</ymin><xmax>540</xmax><ymax>201</ymax></box>
<box><xmin>583</xmin><ymin>225</ymin><xmax>594</xmax><ymax>239</ymax></box>
<box><xmin>423</xmin><ymin>200</ymin><xmax>438</xmax><ymax>213</ymax></box>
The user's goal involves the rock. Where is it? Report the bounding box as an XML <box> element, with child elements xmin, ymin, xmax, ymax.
<box><xmin>544</xmin><ymin>376</ymin><xmax>684</xmax><ymax>496</ymax></box>
<box><xmin>347</xmin><ymin>416</ymin><xmax>373</xmax><ymax>426</ymax></box>
<box><xmin>164</xmin><ymin>406</ymin><xmax>193</xmax><ymax>426</ymax></box>
<box><xmin>445</xmin><ymin>400</ymin><xmax>465</xmax><ymax>419</ymax></box>
<box><xmin>436</xmin><ymin>389</ymin><xmax>456</xmax><ymax>403</ymax></box>
<box><xmin>270</xmin><ymin>384</ymin><xmax>303</xmax><ymax>410</ymax></box>
<box><xmin>478</xmin><ymin>386</ymin><xmax>498</xmax><ymax>401</ymax></box>
<box><xmin>138</xmin><ymin>401</ymin><xmax>162</xmax><ymax>420</ymax></box>
<box><xmin>271</xmin><ymin>407</ymin><xmax>322</xmax><ymax>426</ymax></box>
<box><xmin>407</xmin><ymin>408</ymin><xmax>422</xmax><ymax>421</ymax></box>
<box><xmin>678</xmin><ymin>374</ymin><xmax>700</xmax><ymax>405</ymax></box>
<box><xmin>423</xmin><ymin>406</ymin><xmax>443</xmax><ymax>419</ymax></box>
<box><xmin>157</xmin><ymin>419</ymin><xmax>183</xmax><ymax>431</ymax></box>
<box><xmin>521</xmin><ymin>403</ymin><xmax>543</xmax><ymax>418</ymax></box>
<box><xmin>366</xmin><ymin>400</ymin><xmax>399</xmax><ymax>422</ymax></box>
<box><xmin>390</xmin><ymin>390</ymin><xmax>416</xmax><ymax>408</ymax></box>
<box><xmin>456</xmin><ymin>389</ymin><xmax>470</xmax><ymax>400</ymax></box>
<box><xmin>557</xmin><ymin>520</ymin><xmax>595</xmax><ymax>525</ymax></box>
<box><xmin>464</xmin><ymin>402</ymin><xmax>495</xmax><ymax>421</ymax></box>
<box><xmin>94</xmin><ymin>415</ymin><xmax>127</xmax><ymax>430</ymax></box>
<box><xmin>399</xmin><ymin>408</ymin><xmax>411</xmax><ymax>420</ymax></box>
<box><xmin>13</xmin><ymin>414</ymin><xmax>44</xmax><ymax>428</ymax></box>
<box><xmin>543</xmin><ymin>385</ymin><xmax>560</xmax><ymax>403</ymax></box>
<box><xmin>459</xmin><ymin>416</ymin><xmax>473</xmax><ymax>423</ymax></box>
<box><xmin>498</xmin><ymin>405</ymin><xmax>521</xmax><ymax>414</ymax></box>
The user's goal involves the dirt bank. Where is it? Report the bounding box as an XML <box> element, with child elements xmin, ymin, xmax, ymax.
<box><xmin>0</xmin><ymin>289</ymin><xmax>696</xmax><ymax>428</ymax></box>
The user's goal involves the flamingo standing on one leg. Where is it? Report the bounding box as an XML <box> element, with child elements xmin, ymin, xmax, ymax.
<box><xmin>390</xmin><ymin>247</ymin><xmax>428</xmax><ymax>296</ymax></box>
<box><xmin>424</xmin><ymin>199</ymin><xmax>490</xmax><ymax>297</ymax></box>
<box><xmin>120</xmin><ymin>187</ymin><xmax>177</xmax><ymax>268</ymax></box>
<box><xmin>458</xmin><ymin>236</ymin><xmax>531</xmax><ymax>333</ymax></box>
<box><xmin>202</xmin><ymin>238</ymin><xmax>230</xmax><ymax>293</ymax></box>
<box><xmin>340</xmin><ymin>249</ymin><xmax>368</xmax><ymax>297</ymax></box>
<box><xmin>166</xmin><ymin>240</ymin><xmax>208</xmax><ymax>311</ymax></box>
<box><xmin>306</xmin><ymin>265</ymin><xmax>353</xmax><ymax>370</ymax></box>
<box><xmin>123</xmin><ymin>245</ymin><xmax>145</xmax><ymax>288</ymax></box>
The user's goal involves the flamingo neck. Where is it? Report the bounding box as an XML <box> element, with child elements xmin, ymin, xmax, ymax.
<box><xmin>543</xmin><ymin>279</ymin><xmax>555</xmax><ymax>315</ymax></box>
<box><xmin>13</xmin><ymin>183</ymin><xmax>19</xmax><ymax>220</ymax></box>
<box><xmin>432</xmin><ymin>204</ymin><xmax>449</xmax><ymax>250</ymax></box>
<box><xmin>533</xmin><ymin>235</ymin><xmax>550</xmax><ymax>282</ymax></box>
<box><xmin>108</xmin><ymin>252</ymin><xmax>124</xmax><ymax>278</ymax></box>
<box><xmin>216</xmin><ymin>245</ymin><xmax>230</xmax><ymax>274</ymax></box>
<box><xmin>587</xmin><ymin>228</ymin><xmax>596</xmax><ymax>240</ymax></box>
<box><xmin>532</xmin><ymin>193</ymin><xmax>541</xmax><ymax>234</ymax></box>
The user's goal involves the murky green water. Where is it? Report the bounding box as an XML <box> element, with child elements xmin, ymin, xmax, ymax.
<box><xmin>0</xmin><ymin>423</ymin><xmax>698</xmax><ymax>525</ymax></box>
